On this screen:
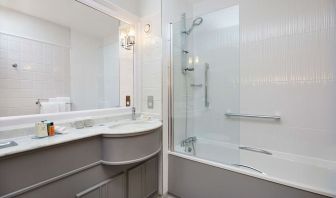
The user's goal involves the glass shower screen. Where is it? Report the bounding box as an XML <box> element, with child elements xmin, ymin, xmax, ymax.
<box><xmin>170</xmin><ymin>6</ymin><xmax>240</xmax><ymax>165</ymax></box>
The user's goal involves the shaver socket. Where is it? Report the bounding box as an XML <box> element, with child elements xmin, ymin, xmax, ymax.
<box><xmin>147</xmin><ymin>96</ymin><xmax>154</xmax><ymax>109</ymax></box>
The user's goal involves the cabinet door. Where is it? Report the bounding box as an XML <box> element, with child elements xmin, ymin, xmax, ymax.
<box><xmin>144</xmin><ymin>158</ymin><xmax>158</xmax><ymax>197</ymax></box>
<box><xmin>128</xmin><ymin>158</ymin><xmax>158</xmax><ymax>198</ymax></box>
<box><xmin>128</xmin><ymin>164</ymin><xmax>144</xmax><ymax>198</ymax></box>
<box><xmin>77</xmin><ymin>174</ymin><xmax>125</xmax><ymax>198</ymax></box>
<box><xmin>80</xmin><ymin>189</ymin><xmax>100</xmax><ymax>198</ymax></box>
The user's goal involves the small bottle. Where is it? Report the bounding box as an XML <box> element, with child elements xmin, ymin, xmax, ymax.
<box><xmin>48</xmin><ymin>122</ymin><xmax>55</xmax><ymax>136</ymax></box>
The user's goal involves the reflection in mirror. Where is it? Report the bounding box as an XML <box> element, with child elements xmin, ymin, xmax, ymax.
<box><xmin>0</xmin><ymin>0</ymin><xmax>134</xmax><ymax>117</ymax></box>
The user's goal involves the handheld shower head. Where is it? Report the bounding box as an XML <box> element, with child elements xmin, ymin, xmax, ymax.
<box><xmin>182</xmin><ymin>17</ymin><xmax>203</xmax><ymax>35</ymax></box>
<box><xmin>192</xmin><ymin>17</ymin><xmax>203</xmax><ymax>26</ymax></box>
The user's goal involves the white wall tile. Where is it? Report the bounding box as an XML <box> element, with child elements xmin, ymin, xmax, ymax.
<box><xmin>139</xmin><ymin>3</ymin><xmax>162</xmax><ymax>115</ymax></box>
<box><xmin>240</xmin><ymin>0</ymin><xmax>336</xmax><ymax>160</ymax></box>
<box><xmin>0</xmin><ymin>33</ymin><xmax>70</xmax><ymax>116</ymax></box>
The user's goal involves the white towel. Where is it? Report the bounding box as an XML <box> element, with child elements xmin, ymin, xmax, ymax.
<box><xmin>48</xmin><ymin>97</ymin><xmax>71</xmax><ymax>112</ymax></box>
<box><xmin>40</xmin><ymin>102</ymin><xmax>60</xmax><ymax>114</ymax></box>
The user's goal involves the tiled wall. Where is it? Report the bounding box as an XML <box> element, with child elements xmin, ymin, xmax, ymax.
<box><xmin>0</xmin><ymin>33</ymin><xmax>70</xmax><ymax>117</ymax></box>
<box><xmin>119</xmin><ymin>41</ymin><xmax>133</xmax><ymax>107</ymax></box>
<box><xmin>139</xmin><ymin>0</ymin><xmax>162</xmax><ymax>115</ymax></box>
<box><xmin>70</xmin><ymin>30</ymin><xmax>108</xmax><ymax>111</ymax></box>
<box><xmin>168</xmin><ymin>0</ymin><xmax>336</xmax><ymax>162</ymax></box>
<box><xmin>239</xmin><ymin>0</ymin><xmax>336</xmax><ymax>161</ymax></box>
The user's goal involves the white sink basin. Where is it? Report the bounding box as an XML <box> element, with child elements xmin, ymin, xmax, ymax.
<box><xmin>108</xmin><ymin>120</ymin><xmax>157</xmax><ymax>131</ymax></box>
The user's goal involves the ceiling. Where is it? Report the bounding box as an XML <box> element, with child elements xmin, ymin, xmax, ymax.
<box><xmin>0</xmin><ymin>0</ymin><xmax>121</xmax><ymax>39</ymax></box>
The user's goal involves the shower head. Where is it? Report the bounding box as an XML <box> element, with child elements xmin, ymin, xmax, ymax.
<box><xmin>192</xmin><ymin>17</ymin><xmax>203</xmax><ymax>26</ymax></box>
<box><xmin>183</xmin><ymin>17</ymin><xmax>203</xmax><ymax>35</ymax></box>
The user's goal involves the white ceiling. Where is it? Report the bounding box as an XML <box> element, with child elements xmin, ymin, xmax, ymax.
<box><xmin>0</xmin><ymin>0</ymin><xmax>121</xmax><ymax>39</ymax></box>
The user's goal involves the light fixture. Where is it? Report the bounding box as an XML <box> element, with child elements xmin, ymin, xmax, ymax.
<box><xmin>121</xmin><ymin>28</ymin><xmax>135</xmax><ymax>50</ymax></box>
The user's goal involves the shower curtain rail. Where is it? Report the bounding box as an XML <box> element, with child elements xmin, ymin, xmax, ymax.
<box><xmin>225</xmin><ymin>112</ymin><xmax>281</xmax><ymax>120</ymax></box>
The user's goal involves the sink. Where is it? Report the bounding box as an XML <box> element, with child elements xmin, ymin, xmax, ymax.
<box><xmin>108</xmin><ymin>120</ymin><xmax>155</xmax><ymax>130</ymax></box>
<box><xmin>0</xmin><ymin>141</ymin><xmax>18</xmax><ymax>149</ymax></box>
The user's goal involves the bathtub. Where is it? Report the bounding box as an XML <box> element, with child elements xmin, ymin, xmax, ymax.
<box><xmin>173</xmin><ymin>138</ymin><xmax>336</xmax><ymax>197</ymax></box>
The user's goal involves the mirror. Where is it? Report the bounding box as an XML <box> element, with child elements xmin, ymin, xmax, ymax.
<box><xmin>0</xmin><ymin>0</ymin><xmax>135</xmax><ymax>117</ymax></box>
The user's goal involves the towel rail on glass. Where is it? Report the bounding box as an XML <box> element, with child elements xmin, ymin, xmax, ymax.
<box><xmin>225</xmin><ymin>112</ymin><xmax>280</xmax><ymax>120</ymax></box>
<box><xmin>205</xmin><ymin>63</ymin><xmax>209</xmax><ymax>107</ymax></box>
<box><xmin>239</xmin><ymin>146</ymin><xmax>272</xmax><ymax>155</ymax></box>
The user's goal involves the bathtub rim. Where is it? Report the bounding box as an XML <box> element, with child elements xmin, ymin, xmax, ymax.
<box><xmin>168</xmin><ymin>151</ymin><xmax>335</xmax><ymax>197</ymax></box>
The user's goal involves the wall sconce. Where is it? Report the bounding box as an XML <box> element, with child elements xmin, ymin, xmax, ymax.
<box><xmin>121</xmin><ymin>29</ymin><xmax>135</xmax><ymax>50</ymax></box>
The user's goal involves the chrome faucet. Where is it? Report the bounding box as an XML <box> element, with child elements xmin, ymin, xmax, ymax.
<box><xmin>181</xmin><ymin>136</ymin><xmax>197</xmax><ymax>155</ymax></box>
<box><xmin>181</xmin><ymin>136</ymin><xmax>197</xmax><ymax>146</ymax></box>
<box><xmin>132</xmin><ymin>107</ymin><xmax>136</xmax><ymax>120</ymax></box>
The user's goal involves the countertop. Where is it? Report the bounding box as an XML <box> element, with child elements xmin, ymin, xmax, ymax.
<box><xmin>0</xmin><ymin>119</ymin><xmax>162</xmax><ymax>158</ymax></box>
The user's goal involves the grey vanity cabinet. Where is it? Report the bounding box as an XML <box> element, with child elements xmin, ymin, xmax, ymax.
<box><xmin>76</xmin><ymin>173</ymin><xmax>126</xmax><ymax>198</ymax></box>
<box><xmin>128</xmin><ymin>157</ymin><xmax>158</xmax><ymax>198</ymax></box>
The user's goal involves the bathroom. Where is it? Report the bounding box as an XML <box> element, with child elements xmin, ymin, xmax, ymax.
<box><xmin>0</xmin><ymin>0</ymin><xmax>335</xmax><ymax>197</ymax></box>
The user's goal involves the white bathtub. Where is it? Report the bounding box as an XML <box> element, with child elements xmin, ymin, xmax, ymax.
<box><xmin>174</xmin><ymin>138</ymin><xmax>336</xmax><ymax>197</ymax></box>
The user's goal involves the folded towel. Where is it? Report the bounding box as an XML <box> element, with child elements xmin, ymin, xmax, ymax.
<box><xmin>48</xmin><ymin>97</ymin><xmax>71</xmax><ymax>112</ymax></box>
<box><xmin>40</xmin><ymin>102</ymin><xmax>60</xmax><ymax>114</ymax></box>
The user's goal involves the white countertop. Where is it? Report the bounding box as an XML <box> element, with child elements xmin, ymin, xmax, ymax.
<box><xmin>0</xmin><ymin>119</ymin><xmax>162</xmax><ymax>158</ymax></box>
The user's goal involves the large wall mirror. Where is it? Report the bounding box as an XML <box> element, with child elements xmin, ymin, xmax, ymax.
<box><xmin>0</xmin><ymin>0</ymin><xmax>135</xmax><ymax>117</ymax></box>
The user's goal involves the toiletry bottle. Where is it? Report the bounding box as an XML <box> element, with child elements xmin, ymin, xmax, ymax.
<box><xmin>49</xmin><ymin>122</ymin><xmax>55</xmax><ymax>136</ymax></box>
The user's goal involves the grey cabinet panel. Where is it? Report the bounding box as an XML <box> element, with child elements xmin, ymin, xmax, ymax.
<box><xmin>128</xmin><ymin>164</ymin><xmax>144</xmax><ymax>198</ymax></box>
<box><xmin>0</xmin><ymin>137</ymin><xmax>101</xmax><ymax>196</ymax></box>
<box><xmin>102</xmin><ymin>128</ymin><xmax>161</xmax><ymax>165</ymax></box>
<box><xmin>77</xmin><ymin>173</ymin><xmax>125</xmax><ymax>198</ymax></box>
<box><xmin>81</xmin><ymin>189</ymin><xmax>100</xmax><ymax>198</ymax></box>
<box><xmin>128</xmin><ymin>157</ymin><xmax>158</xmax><ymax>198</ymax></box>
<box><xmin>144</xmin><ymin>158</ymin><xmax>158</xmax><ymax>197</ymax></box>
<box><xmin>168</xmin><ymin>155</ymin><xmax>329</xmax><ymax>198</ymax></box>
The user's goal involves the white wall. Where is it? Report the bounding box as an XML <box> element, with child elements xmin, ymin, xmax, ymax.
<box><xmin>105</xmin><ymin>0</ymin><xmax>140</xmax><ymax>17</ymax></box>
<box><xmin>70</xmin><ymin>30</ymin><xmax>107</xmax><ymax>111</ymax></box>
<box><xmin>139</xmin><ymin>0</ymin><xmax>162</xmax><ymax>115</ymax></box>
<box><xmin>0</xmin><ymin>6</ymin><xmax>70</xmax><ymax>116</ymax></box>
<box><xmin>103</xmin><ymin>34</ymin><xmax>120</xmax><ymax>108</ymax></box>
<box><xmin>239</xmin><ymin>0</ymin><xmax>336</xmax><ymax>161</ymax></box>
<box><xmin>0</xmin><ymin>6</ymin><xmax>70</xmax><ymax>46</ymax></box>
<box><xmin>119</xmin><ymin>41</ymin><xmax>133</xmax><ymax>107</ymax></box>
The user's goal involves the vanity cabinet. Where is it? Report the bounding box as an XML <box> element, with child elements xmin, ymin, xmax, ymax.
<box><xmin>75</xmin><ymin>157</ymin><xmax>158</xmax><ymax>198</ymax></box>
<box><xmin>128</xmin><ymin>157</ymin><xmax>158</xmax><ymax>198</ymax></box>
<box><xmin>76</xmin><ymin>173</ymin><xmax>126</xmax><ymax>198</ymax></box>
<box><xmin>0</xmin><ymin>126</ymin><xmax>162</xmax><ymax>198</ymax></box>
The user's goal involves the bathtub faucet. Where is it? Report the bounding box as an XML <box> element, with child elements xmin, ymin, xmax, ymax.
<box><xmin>132</xmin><ymin>107</ymin><xmax>136</xmax><ymax>120</ymax></box>
<box><xmin>181</xmin><ymin>136</ymin><xmax>197</xmax><ymax>147</ymax></box>
<box><xmin>181</xmin><ymin>136</ymin><xmax>197</xmax><ymax>155</ymax></box>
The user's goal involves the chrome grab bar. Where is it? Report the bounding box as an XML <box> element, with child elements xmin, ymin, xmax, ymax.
<box><xmin>231</xmin><ymin>164</ymin><xmax>266</xmax><ymax>175</ymax></box>
<box><xmin>205</xmin><ymin>63</ymin><xmax>209</xmax><ymax>107</ymax></box>
<box><xmin>225</xmin><ymin>112</ymin><xmax>280</xmax><ymax>120</ymax></box>
<box><xmin>239</xmin><ymin>146</ymin><xmax>272</xmax><ymax>155</ymax></box>
<box><xmin>190</xmin><ymin>83</ymin><xmax>203</xmax><ymax>87</ymax></box>
<box><xmin>36</xmin><ymin>98</ymin><xmax>72</xmax><ymax>106</ymax></box>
